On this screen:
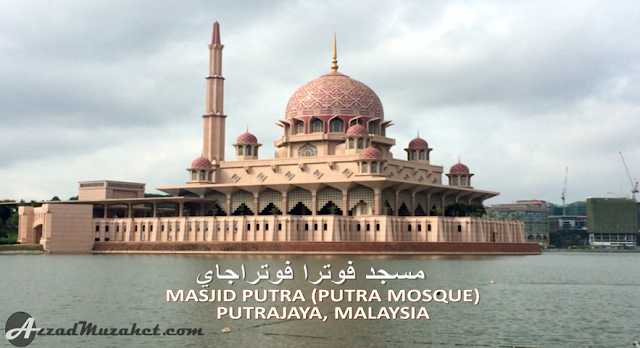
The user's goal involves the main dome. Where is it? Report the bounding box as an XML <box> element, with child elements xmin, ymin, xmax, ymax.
<box><xmin>285</xmin><ymin>72</ymin><xmax>384</xmax><ymax>120</ymax></box>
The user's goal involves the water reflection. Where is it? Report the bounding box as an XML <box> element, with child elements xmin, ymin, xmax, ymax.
<box><xmin>1</xmin><ymin>253</ymin><xmax>639</xmax><ymax>347</ymax></box>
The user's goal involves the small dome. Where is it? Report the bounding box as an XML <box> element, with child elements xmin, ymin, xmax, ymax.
<box><xmin>408</xmin><ymin>137</ymin><xmax>428</xmax><ymax>149</ymax></box>
<box><xmin>359</xmin><ymin>146</ymin><xmax>382</xmax><ymax>159</ymax></box>
<box><xmin>346</xmin><ymin>124</ymin><xmax>368</xmax><ymax>136</ymax></box>
<box><xmin>450</xmin><ymin>162</ymin><xmax>470</xmax><ymax>174</ymax></box>
<box><xmin>237</xmin><ymin>132</ymin><xmax>257</xmax><ymax>144</ymax></box>
<box><xmin>191</xmin><ymin>156</ymin><xmax>212</xmax><ymax>169</ymax></box>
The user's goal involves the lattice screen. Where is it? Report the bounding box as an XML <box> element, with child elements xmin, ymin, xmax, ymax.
<box><xmin>259</xmin><ymin>189</ymin><xmax>282</xmax><ymax>211</ymax></box>
<box><xmin>347</xmin><ymin>185</ymin><xmax>374</xmax><ymax>212</ymax></box>
<box><xmin>381</xmin><ymin>189</ymin><xmax>396</xmax><ymax>213</ymax></box>
<box><xmin>415</xmin><ymin>192</ymin><xmax>428</xmax><ymax>215</ymax></box>
<box><xmin>206</xmin><ymin>190</ymin><xmax>227</xmax><ymax>204</ymax></box>
<box><xmin>444</xmin><ymin>195</ymin><xmax>456</xmax><ymax>207</ymax></box>
<box><xmin>317</xmin><ymin>186</ymin><xmax>343</xmax><ymax>211</ymax></box>
<box><xmin>398</xmin><ymin>190</ymin><xmax>411</xmax><ymax>209</ymax></box>
<box><xmin>287</xmin><ymin>187</ymin><xmax>312</xmax><ymax>211</ymax></box>
<box><xmin>231</xmin><ymin>190</ymin><xmax>254</xmax><ymax>212</ymax></box>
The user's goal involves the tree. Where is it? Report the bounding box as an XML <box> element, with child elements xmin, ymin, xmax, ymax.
<box><xmin>51</xmin><ymin>196</ymin><xmax>61</xmax><ymax>201</ymax></box>
<box><xmin>8</xmin><ymin>212</ymin><xmax>19</xmax><ymax>227</ymax></box>
<box><xmin>69</xmin><ymin>196</ymin><xmax>78</xmax><ymax>201</ymax></box>
<box><xmin>269</xmin><ymin>206</ymin><xmax>281</xmax><ymax>215</ymax></box>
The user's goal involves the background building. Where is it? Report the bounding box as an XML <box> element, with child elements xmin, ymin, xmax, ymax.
<box><xmin>587</xmin><ymin>198</ymin><xmax>638</xmax><ymax>246</ymax></box>
<box><xmin>491</xmin><ymin>200</ymin><xmax>549</xmax><ymax>244</ymax></box>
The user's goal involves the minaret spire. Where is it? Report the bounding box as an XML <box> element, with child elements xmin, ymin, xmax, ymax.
<box><xmin>331</xmin><ymin>33</ymin><xmax>339</xmax><ymax>72</ymax></box>
<box><xmin>203</xmin><ymin>21</ymin><xmax>227</xmax><ymax>162</ymax></box>
<box><xmin>211</xmin><ymin>21</ymin><xmax>221</xmax><ymax>44</ymax></box>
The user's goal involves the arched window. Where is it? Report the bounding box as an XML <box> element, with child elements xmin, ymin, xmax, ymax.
<box><xmin>419</xmin><ymin>150</ymin><xmax>425</xmax><ymax>160</ymax></box>
<box><xmin>371</xmin><ymin>161</ymin><xmax>378</xmax><ymax>174</ymax></box>
<box><xmin>350</xmin><ymin>118</ymin><xmax>363</xmax><ymax>127</ymax></box>
<box><xmin>295</xmin><ymin>121</ymin><xmax>305</xmax><ymax>134</ymax></box>
<box><xmin>357</xmin><ymin>138</ymin><xmax>364</xmax><ymax>149</ymax></box>
<box><xmin>427</xmin><ymin>224</ymin><xmax>432</xmax><ymax>231</ymax></box>
<box><xmin>453</xmin><ymin>176</ymin><xmax>458</xmax><ymax>185</ymax></box>
<box><xmin>200</xmin><ymin>170</ymin><xmax>205</xmax><ymax>180</ymax></box>
<box><xmin>254</xmin><ymin>147</ymin><xmax>258</xmax><ymax>156</ymax></box>
<box><xmin>461</xmin><ymin>176</ymin><xmax>467</xmax><ymax>185</ymax></box>
<box><xmin>368</xmin><ymin>122</ymin><xmax>377</xmax><ymax>135</ymax></box>
<box><xmin>246</xmin><ymin>145</ymin><xmax>252</xmax><ymax>156</ymax></box>
<box><xmin>365</xmin><ymin>139</ymin><xmax>370</xmax><ymax>147</ymax></box>
<box><xmin>310</xmin><ymin>118</ymin><xmax>324</xmax><ymax>133</ymax></box>
<box><xmin>238</xmin><ymin>146</ymin><xmax>244</xmax><ymax>155</ymax></box>
<box><xmin>207</xmin><ymin>172</ymin><xmax>212</xmax><ymax>181</ymax></box>
<box><xmin>298</xmin><ymin>144</ymin><xmax>317</xmax><ymax>157</ymax></box>
<box><xmin>329</xmin><ymin>117</ymin><xmax>344</xmax><ymax>132</ymax></box>
<box><xmin>412</xmin><ymin>150</ymin><xmax>417</xmax><ymax>160</ymax></box>
<box><xmin>457</xmin><ymin>224</ymin><xmax>462</xmax><ymax>232</ymax></box>
<box><xmin>348</xmin><ymin>138</ymin><xmax>354</xmax><ymax>149</ymax></box>
<box><xmin>362</xmin><ymin>162</ymin><xmax>369</xmax><ymax>173</ymax></box>
<box><xmin>408</xmin><ymin>224</ymin><xmax>412</xmax><ymax>232</ymax></box>
<box><xmin>191</xmin><ymin>171</ymin><xmax>197</xmax><ymax>181</ymax></box>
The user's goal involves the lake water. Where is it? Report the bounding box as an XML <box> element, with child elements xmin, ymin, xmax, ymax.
<box><xmin>2</xmin><ymin>252</ymin><xmax>639</xmax><ymax>347</ymax></box>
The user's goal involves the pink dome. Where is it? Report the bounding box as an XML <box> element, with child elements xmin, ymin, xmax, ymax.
<box><xmin>285</xmin><ymin>73</ymin><xmax>384</xmax><ymax>120</ymax></box>
<box><xmin>191</xmin><ymin>156</ymin><xmax>212</xmax><ymax>168</ymax></box>
<box><xmin>346</xmin><ymin>124</ymin><xmax>368</xmax><ymax>136</ymax></box>
<box><xmin>408</xmin><ymin>137</ymin><xmax>428</xmax><ymax>149</ymax></box>
<box><xmin>237</xmin><ymin>132</ymin><xmax>257</xmax><ymax>144</ymax></box>
<box><xmin>359</xmin><ymin>146</ymin><xmax>382</xmax><ymax>159</ymax></box>
<box><xmin>450</xmin><ymin>162</ymin><xmax>470</xmax><ymax>174</ymax></box>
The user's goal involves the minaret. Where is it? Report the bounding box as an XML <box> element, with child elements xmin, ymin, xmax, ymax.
<box><xmin>203</xmin><ymin>21</ymin><xmax>226</xmax><ymax>162</ymax></box>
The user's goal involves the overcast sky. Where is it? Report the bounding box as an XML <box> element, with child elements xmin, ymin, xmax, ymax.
<box><xmin>1</xmin><ymin>0</ymin><xmax>639</xmax><ymax>205</ymax></box>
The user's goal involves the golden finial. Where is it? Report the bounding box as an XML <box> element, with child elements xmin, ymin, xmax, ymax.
<box><xmin>246</xmin><ymin>125</ymin><xmax>249</xmax><ymax>133</ymax></box>
<box><xmin>331</xmin><ymin>33</ymin><xmax>338</xmax><ymax>72</ymax></box>
<box><xmin>458</xmin><ymin>155</ymin><xmax>461</xmax><ymax>163</ymax></box>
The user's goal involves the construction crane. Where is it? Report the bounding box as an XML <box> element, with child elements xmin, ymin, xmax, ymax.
<box><xmin>619</xmin><ymin>151</ymin><xmax>638</xmax><ymax>200</ymax></box>
<box><xmin>561</xmin><ymin>166</ymin><xmax>568</xmax><ymax>215</ymax></box>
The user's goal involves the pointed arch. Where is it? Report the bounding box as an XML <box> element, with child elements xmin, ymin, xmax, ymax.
<box><xmin>310</xmin><ymin>117</ymin><xmax>324</xmax><ymax>133</ymax></box>
<box><xmin>298</xmin><ymin>143</ymin><xmax>317</xmax><ymax>157</ymax></box>
<box><xmin>231</xmin><ymin>190</ymin><xmax>253</xmax><ymax>215</ymax></box>
<box><xmin>317</xmin><ymin>186</ymin><xmax>343</xmax><ymax>214</ymax></box>
<box><xmin>347</xmin><ymin>185</ymin><xmax>374</xmax><ymax>215</ymax></box>
<box><xmin>381</xmin><ymin>188</ymin><xmax>395</xmax><ymax>215</ymax></box>
<box><xmin>259</xmin><ymin>189</ymin><xmax>282</xmax><ymax>215</ymax></box>
<box><xmin>329</xmin><ymin>116</ymin><xmax>345</xmax><ymax>132</ymax></box>
<box><xmin>294</xmin><ymin>119</ymin><xmax>305</xmax><ymax>134</ymax></box>
<box><xmin>287</xmin><ymin>187</ymin><xmax>312</xmax><ymax>215</ymax></box>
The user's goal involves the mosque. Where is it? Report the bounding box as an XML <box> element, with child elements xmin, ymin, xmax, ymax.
<box><xmin>18</xmin><ymin>23</ymin><xmax>531</xmax><ymax>254</ymax></box>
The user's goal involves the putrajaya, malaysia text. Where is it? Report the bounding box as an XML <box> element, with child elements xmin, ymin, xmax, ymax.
<box><xmin>165</xmin><ymin>288</ymin><xmax>480</xmax><ymax>321</ymax></box>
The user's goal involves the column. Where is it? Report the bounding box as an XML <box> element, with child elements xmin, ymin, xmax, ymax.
<box><xmin>342</xmin><ymin>191</ymin><xmax>348</xmax><ymax>216</ymax></box>
<box><xmin>179</xmin><ymin>202</ymin><xmax>184</xmax><ymax>217</ymax></box>
<box><xmin>152</xmin><ymin>203</ymin><xmax>157</xmax><ymax>218</ymax></box>
<box><xmin>226</xmin><ymin>194</ymin><xmax>232</xmax><ymax>216</ymax></box>
<box><xmin>374</xmin><ymin>188</ymin><xmax>381</xmax><ymax>215</ymax></box>
<box><xmin>253</xmin><ymin>195</ymin><xmax>259</xmax><ymax>216</ymax></box>
<box><xmin>281</xmin><ymin>193</ymin><xmax>288</xmax><ymax>216</ymax></box>
<box><xmin>103</xmin><ymin>205</ymin><xmax>108</xmax><ymax>218</ymax></box>
<box><xmin>411</xmin><ymin>193</ymin><xmax>416</xmax><ymax>217</ymax></box>
<box><xmin>311</xmin><ymin>192</ymin><xmax>317</xmax><ymax>216</ymax></box>
<box><xmin>394</xmin><ymin>191</ymin><xmax>400</xmax><ymax>216</ymax></box>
